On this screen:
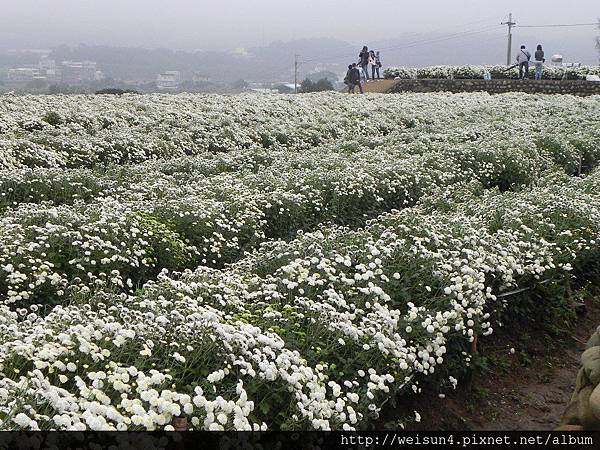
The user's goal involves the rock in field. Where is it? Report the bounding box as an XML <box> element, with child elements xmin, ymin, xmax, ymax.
<box><xmin>561</xmin><ymin>399</ymin><xmax>581</xmax><ymax>426</ymax></box>
<box><xmin>576</xmin><ymin>386</ymin><xmax>599</xmax><ymax>429</ymax></box>
<box><xmin>586</xmin><ymin>328</ymin><xmax>600</xmax><ymax>349</ymax></box>
<box><xmin>589</xmin><ymin>384</ymin><xmax>600</xmax><ymax>422</ymax></box>
<box><xmin>581</xmin><ymin>347</ymin><xmax>600</xmax><ymax>385</ymax></box>
<box><xmin>574</xmin><ymin>367</ymin><xmax>589</xmax><ymax>399</ymax></box>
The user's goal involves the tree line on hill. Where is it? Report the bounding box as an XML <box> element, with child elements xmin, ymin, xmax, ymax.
<box><xmin>299</xmin><ymin>77</ymin><xmax>334</xmax><ymax>93</ymax></box>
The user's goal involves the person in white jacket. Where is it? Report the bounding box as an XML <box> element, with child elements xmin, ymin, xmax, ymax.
<box><xmin>358</xmin><ymin>64</ymin><xmax>367</xmax><ymax>89</ymax></box>
<box><xmin>516</xmin><ymin>45</ymin><xmax>531</xmax><ymax>79</ymax></box>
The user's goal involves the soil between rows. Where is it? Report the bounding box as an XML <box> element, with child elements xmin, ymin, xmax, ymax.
<box><xmin>404</xmin><ymin>300</ymin><xmax>600</xmax><ymax>431</ymax></box>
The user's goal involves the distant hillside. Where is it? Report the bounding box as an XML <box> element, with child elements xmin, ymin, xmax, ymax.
<box><xmin>9</xmin><ymin>31</ymin><xmax>594</xmax><ymax>86</ymax></box>
<box><xmin>47</xmin><ymin>38</ymin><xmax>353</xmax><ymax>83</ymax></box>
<box><xmin>49</xmin><ymin>45</ymin><xmax>242</xmax><ymax>82</ymax></box>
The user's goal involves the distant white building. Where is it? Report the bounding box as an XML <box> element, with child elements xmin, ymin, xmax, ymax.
<box><xmin>7</xmin><ymin>67</ymin><xmax>42</xmax><ymax>82</ymax></box>
<box><xmin>39</xmin><ymin>58</ymin><xmax>56</xmax><ymax>71</ymax></box>
<box><xmin>61</xmin><ymin>61</ymin><xmax>100</xmax><ymax>83</ymax></box>
<box><xmin>193</xmin><ymin>73</ymin><xmax>211</xmax><ymax>83</ymax></box>
<box><xmin>4</xmin><ymin>55</ymin><xmax>103</xmax><ymax>85</ymax></box>
<box><xmin>157</xmin><ymin>71</ymin><xmax>181</xmax><ymax>90</ymax></box>
<box><xmin>38</xmin><ymin>58</ymin><xmax>59</xmax><ymax>81</ymax></box>
<box><xmin>249</xmin><ymin>88</ymin><xmax>277</xmax><ymax>94</ymax></box>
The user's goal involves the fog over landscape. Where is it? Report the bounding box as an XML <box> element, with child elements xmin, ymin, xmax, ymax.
<box><xmin>0</xmin><ymin>0</ymin><xmax>598</xmax><ymax>90</ymax></box>
<box><xmin>1</xmin><ymin>0</ymin><xmax>598</xmax><ymax>52</ymax></box>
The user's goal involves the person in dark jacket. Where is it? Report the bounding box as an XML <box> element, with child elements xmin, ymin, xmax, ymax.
<box><xmin>534</xmin><ymin>44</ymin><xmax>545</xmax><ymax>80</ymax></box>
<box><xmin>344</xmin><ymin>64</ymin><xmax>353</xmax><ymax>88</ymax></box>
<box><xmin>359</xmin><ymin>46</ymin><xmax>370</xmax><ymax>80</ymax></box>
<box><xmin>348</xmin><ymin>63</ymin><xmax>363</xmax><ymax>94</ymax></box>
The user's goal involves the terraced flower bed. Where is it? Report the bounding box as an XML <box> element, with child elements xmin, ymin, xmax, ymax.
<box><xmin>384</xmin><ymin>64</ymin><xmax>600</xmax><ymax>80</ymax></box>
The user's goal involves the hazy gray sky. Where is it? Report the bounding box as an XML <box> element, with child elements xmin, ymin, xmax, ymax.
<box><xmin>1</xmin><ymin>0</ymin><xmax>598</xmax><ymax>50</ymax></box>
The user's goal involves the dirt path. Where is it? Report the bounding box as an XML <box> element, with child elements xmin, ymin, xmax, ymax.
<box><xmin>471</xmin><ymin>343</ymin><xmax>583</xmax><ymax>430</ymax></box>
<box><xmin>410</xmin><ymin>301</ymin><xmax>600</xmax><ymax>431</ymax></box>
<box><xmin>341</xmin><ymin>79</ymin><xmax>398</xmax><ymax>94</ymax></box>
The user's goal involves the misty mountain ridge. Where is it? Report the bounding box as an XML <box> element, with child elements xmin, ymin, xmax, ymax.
<box><xmin>3</xmin><ymin>32</ymin><xmax>597</xmax><ymax>85</ymax></box>
<box><xmin>44</xmin><ymin>38</ymin><xmax>356</xmax><ymax>83</ymax></box>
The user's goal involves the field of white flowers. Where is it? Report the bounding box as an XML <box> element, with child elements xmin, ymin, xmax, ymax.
<box><xmin>1</xmin><ymin>91</ymin><xmax>600</xmax><ymax>431</ymax></box>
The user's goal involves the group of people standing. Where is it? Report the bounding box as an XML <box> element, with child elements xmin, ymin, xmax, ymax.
<box><xmin>516</xmin><ymin>44</ymin><xmax>546</xmax><ymax>80</ymax></box>
<box><xmin>344</xmin><ymin>46</ymin><xmax>382</xmax><ymax>94</ymax></box>
<box><xmin>343</xmin><ymin>42</ymin><xmax>547</xmax><ymax>91</ymax></box>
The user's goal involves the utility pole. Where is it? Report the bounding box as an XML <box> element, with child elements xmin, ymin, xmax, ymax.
<box><xmin>596</xmin><ymin>19</ymin><xmax>600</xmax><ymax>65</ymax></box>
<box><xmin>294</xmin><ymin>54</ymin><xmax>300</xmax><ymax>94</ymax></box>
<box><xmin>501</xmin><ymin>13</ymin><xmax>516</xmax><ymax>65</ymax></box>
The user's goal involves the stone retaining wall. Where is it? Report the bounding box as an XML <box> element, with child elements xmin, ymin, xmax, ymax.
<box><xmin>388</xmin><ymin>79</ymin><xmax>600</xmax><ymax>97</ymax></box>
<box><xmin>559</xmin><ymin>326</ymin><xmax>600</xmax><ymax>430</ymax></box>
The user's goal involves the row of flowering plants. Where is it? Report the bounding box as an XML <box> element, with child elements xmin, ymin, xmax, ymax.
<box><xmin>2</xmin><ymin>92</ymin><xmax>598</xmax><ymax>173</ymax></box>
<box><xmin>2</xmin><ymin>169</ymin><xmax>600</xmax><ymax>430</ymax></box>
<box><xmin>1</xmin><ymin>94</ymin><xmax>598</xmax><ymax>308</ymax></box>
<box><xmin>0</xmin><ymin>92</ymin><xmax>599</xmax><ymax>430</ymax></box>
<box><xmin>384</xmin><ymin>64</ymin><xmax>600</xmax><ymax>80</ymax></box>
<box><xmin>0</xmin><ymin>92</ymin><xmax>427</xmax><ymax>170</ymax></box>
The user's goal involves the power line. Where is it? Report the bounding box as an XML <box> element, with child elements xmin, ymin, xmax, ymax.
<box><xmin>302</xmin><ymin>25</ymin><xmax>503</xmax><ymax>63</ymax></box>
<box><xmin>517</xmin><ymin>23</ymin><xmax>597</xmax><ymax>28</ymax></box>
<box><xmin>297</xmin><ymin>14</ymin><xmax>501</xmax><ymax>66</ymax></box>
<box><xmin>301</xmin><ymin>24</ymin><xmax>504</xmax><ymax>64</ymax></box>
<box><xmin>385</xmin><ymin>26</ymin><xmax>504</xmax><ymax>52</ymax></box>
<box><xmin>447</xmin><ymin>32</ymin><xmax>507</xmax><ymax>50</ymax></box>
